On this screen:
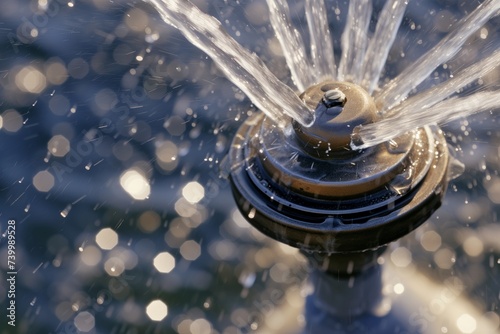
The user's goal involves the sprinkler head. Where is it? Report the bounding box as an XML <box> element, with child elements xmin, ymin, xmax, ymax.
<box><xmin>229</xmin><ymin>81</ymin><xmax>449</xmax><ymax>253</ymax></box>
<box><xmin>293</xmin><ymin>82</ymin><xmax>379</xmax><ymax>156</ymax></box>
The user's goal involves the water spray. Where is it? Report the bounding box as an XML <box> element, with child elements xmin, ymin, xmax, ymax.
<box><xmin>229</xmin><ymin>81</ymin><xmax>450</xmax><ymax>331</ymax></box>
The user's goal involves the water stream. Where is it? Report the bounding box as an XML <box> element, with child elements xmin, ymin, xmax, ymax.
<box><xmin>337</xmin><ymin>0</ymin><xmax>372</xmax><ymax>83</ymax></box>
<box><xmin>267</xmin><ymin>0</ymin><xmax>315</xmax><ymax>91</ymax></box>
<box><xmin>305</xmin><ymin>0</ymin><xmax>336</xmax><ymax>82</ymax></box>
<box><xmin>147</xmin><ymin>0</ymin><xmax>499</xmax><ymax>151</ymax></box>
<box><xmin>375</xmin><ymin>0</ymin><xmax>500</xmax><ymax>112</ymax></box>
<box><xmin>355</xmin><ymin>49</ymin><xmax>500</xmax><ymax>149</ymax></box>
<box><xmin>147</xmin><ymin>0</ymin><xmax>314</xmax><ymax>128</ymax></box>
<box><xmin>360</xmin><ymin>0</ymin><xmax>408</xmax><ymax>94</ymax></box>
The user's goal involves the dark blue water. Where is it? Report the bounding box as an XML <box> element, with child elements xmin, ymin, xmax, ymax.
<box><xmin>0</xmin><ymin>1</ymin><xmax>499</xmax><ymax>333</ymax></box>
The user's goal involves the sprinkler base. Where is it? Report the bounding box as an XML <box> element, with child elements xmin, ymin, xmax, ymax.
<box><xmin>229</xmin><ymin>112</ymin><xmax>449</xmax><ymax>253</ymax></box>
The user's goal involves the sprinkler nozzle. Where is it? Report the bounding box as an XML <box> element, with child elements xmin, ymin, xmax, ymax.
<box><xmin>293</xmin><ymin>82</ymin><xmax>379</xmax><ymax>156</ymax></box>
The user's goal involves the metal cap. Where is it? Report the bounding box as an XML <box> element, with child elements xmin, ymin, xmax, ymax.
<box><xmin>294</xmin><ymin>81</ymin><xmax>379</xmax><ymax>156</ymax></box>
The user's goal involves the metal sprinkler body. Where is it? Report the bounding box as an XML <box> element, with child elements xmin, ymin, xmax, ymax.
<box><xmin>228</xmin><ymin>81</ymin><xmax>449</xmax><ymax>331</ymax></box>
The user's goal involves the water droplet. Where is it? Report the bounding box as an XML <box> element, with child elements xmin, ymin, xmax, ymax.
<box><xmin>44</xmin><ymin>151</ymin><xmax>51</xmax><ymax>163</ymax></box>
<box><xmin>203</xmin><ymin>298</ymin><xmax>212</xmax><ymax>309</ymax></box>
<box><xmin>60</xmin><ymin>204</ymin><xmax>72</xmax><ymax>218</ymax></box>
<box><xmin>390</xmin><ymin>169</ymin><xmax>413</xmax><ymax>195</ymax></box>
<box><xmin>96</xmin><ymin>293</ymin><xmax>105</xmax><ymax>305</ymax></box>
<box><xmin>248</xmin><ymin>208</ymin><xmax>256</xmax><ymax>219</ymax></box>
<box><xmin>447</xmin><ymin>155</ymin><xmax>465</xmax><ymax>181</ymax></box>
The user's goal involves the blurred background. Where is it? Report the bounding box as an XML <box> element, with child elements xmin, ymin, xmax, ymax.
<box><xmin>0</xmin><ymin>0</ymin><xmax>499</xmax><ymax>333</ymax></box>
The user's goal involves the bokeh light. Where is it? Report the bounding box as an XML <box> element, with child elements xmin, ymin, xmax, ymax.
<box><xmin>1</xmin><ymin>109</ymin><xmax>24</xmax><ymax>133</ymax></box>
<box><xmin>32</xmin><ymin>170</ymin><xmax>55</xmax><ymax>192</ymax></box>
<box><xmin>146</xmin><ymin>300</ymin><xmax>168</xmax><ymax>321</ymax></box>
<box><xmin>153</xmin><ymin>252</ymin><xmax>176</xmax><ymax>273</ymax></box>
<box><xmin>390</xmin><ymin>247</ymin><xmax>412</xmax><ymax>268</ymax></box>
<box><xmin>125</xmin><ymin>8</ymin><xmax>149</xmax><ymax>32</ymax></box>
<box><xmin>45</xmin><ymin>59</ymin><xmax>68</xmax><ymax>85</ymax></box>
<box><xmin>485</xmin><ymin>178</ymin><xmax>500</xmax><ymax>204</ymax></box>
<box><xmin>80</xmin><ymin>245</ymin><xmax>102</xmax><ymax>266</ymax></box>
<box><xmin>93</xmin><ymin>88</ymin><xmax>118</xmax><ymax>115</ymax></box>
<box><xmin>190</xmin><ymin>318</ymin><xmax>213</xmax><ymax>334</ymax></box>
<box><xmin>138</xmin><ymin>210</ymin><xmax>162</xmax><ymax>233</ymax></box>
<box><xmin>67</xmin><ymin>57</ymin><xmax>89</xmax><ymax>79</ymax></box>
<box><xmin>120</xmin><ymin>169</ymin><xmax>151</xmax><ymax>200</ymax></box>
<box><xmin>73</xmin><ymin>311</ymin><xmax>95</xmax><ymax>332</ymax></box>
<box><xmin>463</xmin><ymin>235</ymin><xmax>484</xmax><ymax>257</ymax></box>
<box><xmin>47</xmin><ymin>135</ymin><xmax>71</xmax><ymax>157</ymax></box>
<box><xmin>49</xmin><ymin>95</ymin><xmax>71</xmax><ymax>116</ymax></box>
<box><xmin>420</xmin><ymin>230</ymin><xmax>442</xmax><ymax>252</ymax></box>
<box><xmin>95</xmin><ymin>228</ymin><xmax>119</xmax><ymax>250</ymax></box>
<box><xmin>15</xmin><ymin>66</ymin><xmax>47</xmax><ymax>93</ymax></box>
<box><xmin>180</xmin><ymin>240</ymin><xmax>201</xmax><ymax>261</ymax></box>
<box><xmin>156</xmin><ymin>140</ymin><xmax>179</xmax><ymax>172</ymax></box>
<box><xmin>182</xmin><ymin>181</ymin><xmax>205</xmax><ymax>204</ymax></box>
<box><xmin>456</xmin><ymin>313</ymin><xmax>477</xmax><ymax>333</ymax></box>
<box><xmin>164</xmin><ymin>116</ymin><xmax>186</xmax><ymax>136</ymax></box>
<box><xmin>104</xmin><ymin>257</ymin><xmax>125</xmax><ymax>276</ymax></box>
<box><xmin>393</xmin><ymin>283</ymin><xmax>405</xmax><ymax>295</ymax></box>
<box><xmin>434</xmin><ymin>247</ymin><xmax>456</xmax><ymax>270</ymax></box>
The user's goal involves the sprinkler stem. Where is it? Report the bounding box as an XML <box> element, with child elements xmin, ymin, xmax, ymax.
<box><xmin>305</xmin><ymin>248</ymin><xmax>384</xmax><ymax>318</ymax></box>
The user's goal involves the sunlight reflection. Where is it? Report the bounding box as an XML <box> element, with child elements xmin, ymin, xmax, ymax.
<box><xmin>182</xmin><ymin>181</ymin><xmax>205</xmax><ymax>204</ymax></box>
<box><xmin>146</xmin><ymin>300</ymin><xmax>168</xmax><ymax>321</ymax></box>
<box><xmin>153</xmin><ymin>251</ymin><xmax>176</xmax><ymax>273</ymax></box>
<box><xmin>120</xmin><ymin>169</ymin><xmax>151</xmax><ymax>200</ymax></box>
<box><xmin>15</xmin><ymin>66</ymin><xmax>46</xmax><ymax>93</ymax></box>
<box><xmin>95</xmin><ymin>228</ymin><xmax>119</xmax><ymax>250</ymax></box>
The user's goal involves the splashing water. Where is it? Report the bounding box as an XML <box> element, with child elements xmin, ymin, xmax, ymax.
<box><xmin>147</xmin><ymin>0</ymin><xmax>500</xmax><ymax>150</ymax></box>
<box><xmin>357</xmin><ymin>91</ymin><xmax>500</xmax><ymax>148</ymax></box>
<box><xmin>375</xmin><ymin>0</ymin><xmax>500</xmax><ymax>112</ymax></box>
<box><xmin>354</xmin><ymin>0</ymin><xmax>500</xmax><ymax>148</ymax></box>
<box><xmin>355</xmin><ymin>50</ymin><xmax>500</xmax><ymax>148</ymax></box>
<box><xmin>267</xmin><ymin>0</ymin><xmax>337</xmax><ymax>90</ymax></box>
<box><xmin>147</xmin><ymin>0</ymin><xmax>314</xmax><ymax>128</ymax></box>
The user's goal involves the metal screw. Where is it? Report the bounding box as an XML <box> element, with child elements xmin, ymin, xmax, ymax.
<box><xmin>322</xmin><ymin>89</ymin><xmax>346</xmax><ymax>108</ymax></box>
